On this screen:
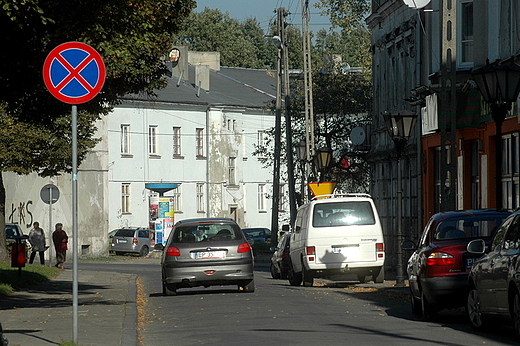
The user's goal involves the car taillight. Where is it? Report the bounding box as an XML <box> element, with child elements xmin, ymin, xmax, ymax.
<box><xmin>376</xmin><ymin>242</ymin><xmax>384</xmax><ymax>258</ymax></box>
<box><xmin>282</xmin><ymin>253</ymin><xmax>290</xmax><ymax>258</ymax></box>
<box><xmin>426</xmin><ymin>252</ymin><xmax>456</xmax><ymax>266</ymax></box>
<box><xmin>306</xmin><ymin>246</ymin><xmax>315</xmax><ymax>261</ymax></box>
<box><xmin>238</xmin><ymin>242</ymin><xmax>252</xmax><ymax>253</ymax></box>
<box><xmin>132</xmin><ymin>238</ymin><xmax>138</xmax><ymax>245</ymax></box>
<box><xmin>166</xmin><ymin>247</ymin><xmax>181</xmax><ymax>256</ymax></box>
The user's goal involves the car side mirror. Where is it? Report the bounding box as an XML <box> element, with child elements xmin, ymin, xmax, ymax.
<box><xmin>401</xmin><ymin>240</ymin><xmax>416</xmax><ymax>251</ymax></box>
<box><xmin>154</xmin><ymin>243</ymin><xmax>164</xmax><ymax>251</ymax></box>
<box><xmin>467</xmin><ymin>239</ymin><xmax>486</xmax><ymax>254</ymax></box>
<box><xmin>247</xmin><ymin>239</ymin><xmax>255</xmax><ymax>246</ymax></box>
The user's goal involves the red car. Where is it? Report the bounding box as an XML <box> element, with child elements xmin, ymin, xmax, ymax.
<box><xmin>402</xmin><ymin>210</ymin><xmax>511</xmax><ymax>320</ymax></box>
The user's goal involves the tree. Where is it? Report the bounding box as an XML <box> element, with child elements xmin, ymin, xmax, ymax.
<box><xmin>0</xmin><ymin>0</ymin><xmax>195</xmax><ymax>260</ymax></box>
<box><xmin>175</xmin><ymin>8</ymin><xmax>276</xmax><ymax>69</ymax></box>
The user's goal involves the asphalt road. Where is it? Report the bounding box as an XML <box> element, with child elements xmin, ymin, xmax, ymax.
<box><xmin>79</xmin><ymin>258</ymin><xmax>520</xmax><ymax>346</ymax></box>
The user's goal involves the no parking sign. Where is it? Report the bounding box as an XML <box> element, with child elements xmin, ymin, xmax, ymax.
<box><xmin>43</xmin><ymin>42</ymin><xmax>105</xmax><ymax>104</ymax></box>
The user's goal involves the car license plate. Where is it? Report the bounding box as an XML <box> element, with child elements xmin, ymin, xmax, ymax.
<box><xmin>194</xmin><ymin>251</ymin><xmax>226</xmax><ymax>259</ymax></box>
<box><xmin>117</xmin><ymin>239</ymin><xmax>127</xmax><ymax>244</ymax></box>
<box><xmin>466</xmin><ymin>257</ymin><xmax>477</xmax><ymax>268</ymax></box>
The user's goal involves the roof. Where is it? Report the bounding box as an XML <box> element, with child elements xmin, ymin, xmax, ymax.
<box><xmin>122</xmin><ymin>65</ymin><xmax>278</xmax><ymax>110</ymax></box>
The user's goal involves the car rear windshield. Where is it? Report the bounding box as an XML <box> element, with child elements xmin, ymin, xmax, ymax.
<box><xmin>172</xmin><ymin>223</ymin><xmax>241</xmax><ymax>243</ymax></box>
<box><xmin>434</xmin><ymin>216</ymin><xmax>508</xmax><ymax>240</ymax></box>
<box><xmin>115</xmin><ymin>229</ymin><xmax>136</xmax><ymax>237</ymax></box>
<box><xmin>312</xmin><ymin>201</ymin><xmax>376</xmax><ymax>227</ymax></box>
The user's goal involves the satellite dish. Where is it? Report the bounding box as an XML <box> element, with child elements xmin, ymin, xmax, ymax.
<box><xmin>350</xmin><ymin>127</ymin><xmax>366</xmax><ymax>145</ymax></box>
<box><xmin>402</xmin><ymin>0</ymin><xmax>431</xmax><ymax>9</ymax></box>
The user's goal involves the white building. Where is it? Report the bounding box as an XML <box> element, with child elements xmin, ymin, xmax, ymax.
<box><xmin>4</xmin><ymin>51</ymin><xmax>281</xmax><ymax>257</ymax></box>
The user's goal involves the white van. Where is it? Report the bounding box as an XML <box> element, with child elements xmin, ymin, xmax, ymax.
<box><xmin>288</xmin><ymin>194</ymin><xmax>385</xmax><ymax>286</ymax></box>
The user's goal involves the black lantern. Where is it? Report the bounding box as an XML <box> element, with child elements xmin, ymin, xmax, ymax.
<box><xmin>315</xmin><ymin>147</ymin><xmax>333</xmax><ymax>171</ymax></box>
<box><xmin>383</xmin><ymin>110</ymin><xmax>418</xmax><ymax>158</ymax></box>
<box><xmin>295</xmin><ymin>140</ymin><xmax>307</xmax><ymax>162</ymax></box>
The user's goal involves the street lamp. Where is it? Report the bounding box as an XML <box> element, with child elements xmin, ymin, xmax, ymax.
<box><xmin>472</xmin><ymin>59</ymin><xmax>520</xmax><ymax>210</ymax></box>
<box><xmin>314</xmin><ymin>146</ymin><xmax>333</xmax><ymax>182</ymax></box>
<box><xmin>383</xmin><ymin>110</ymin><xmax>418</xmax><ymax>287</ymax></box>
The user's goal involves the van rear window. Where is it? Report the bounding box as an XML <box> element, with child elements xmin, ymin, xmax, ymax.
<box><xmin>312</xmin><ymin>201</ymin><xmax>376</xmax><ymax>227</ymax></box>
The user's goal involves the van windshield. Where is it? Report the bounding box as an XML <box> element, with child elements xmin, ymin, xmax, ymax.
<box><xmin>312</xmin><ymin>201</ymin><xmax>376</xmax><ymax>227</ymax></box>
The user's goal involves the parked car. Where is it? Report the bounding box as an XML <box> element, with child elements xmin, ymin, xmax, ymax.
<box><xmin>161</xmin><ymin>218</ymin><xmax>254</xmax><ymax>296</ymax></box>
<box><xmin>466</xmin><ymin>210</ymin><xmax>520</xmax><ymax>336</ymax></box>
<box><xmin>242</xmin><ymin>227</ymin><xmax>271</xmax><ymax>244</ymax></box>
<box><xmin>110</xmin><ymin>227</ymin><xmax>153</xmax><ymax>256</ymax></box>
<box><xmin>288</xmin><ymin>194</ymin><xmax>385</xmax><ymax>287</ymax></box>
<box><xmin>270</xmin><ymin>232</ymin><xmax>291</xmax><ymax>279</ymax></box>
<box><xmin>402</xmin><ymin>209</ymin><xmax>511</xmax><ymax>320</ymax></box>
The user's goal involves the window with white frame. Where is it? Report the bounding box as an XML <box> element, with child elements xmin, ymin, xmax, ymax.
<box><xmin>196</xmin><ymin>183</ymin><xmax>205</xmax><ymax>212</ymax></box>
<box><xmin>459</xmin><ymin>0</ymin><xmax>473</xmax><ymax>66</ymax></box>
<box><xmin>173</xmin><ymin>126</ymin><xmax>181</xmax><ymax>156</ymax></box>
<box><xmin>148</xmin><ymin>125</ymin><xmax>158</xmax><ymax>155</ymax></box>
<box><xmin>196</xmin><ymin>128</ymin><xmax>204</xmax><ymax>157</ymax></box>
<box><xmin>257</xmin><ymin>130</ymin><xmax>266</xmax><ymax>157</ymax></box>
<box><xmin>258</xmin><ymin>184</ymin><xmax>266</xmax><ymax>211</ymax></box>
<box><xmin>172</xmin><ymin>187</ymin><xmax>181</xmax><ymax>212</ymax></box>
<box><xmin>228</xmin><ymin>157</ymin><xmax>236</xmax><ymax>185</ymax></box>
<box><xmin>121</xmin><ymin>124</ymin><xmax>130</xmax><ymax>155</ymax></box>
<box><xmin>279</xmin><ymin>184</ymin><xmax>286</xmax><ymax>212</ymax></box>
<box><xmin>121</xmin><ymin>183</ymin><xmax>131</xmax><ymax>214</ymax></box>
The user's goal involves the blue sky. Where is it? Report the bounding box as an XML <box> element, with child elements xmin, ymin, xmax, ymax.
<box><xmin>193</xmin><ymin>0</ymin><xmax>333</xmax><ymax>33</ymax></box>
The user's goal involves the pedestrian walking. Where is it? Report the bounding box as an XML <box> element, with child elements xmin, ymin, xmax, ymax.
<box><xmin>52</xmin><ymin>223</ymin><xmax>68</xmax><ymax>269</ymax></box>
<box><xmin>28</xmin><ymin>222</ymin><xmax>46</xmax><ymax>265</ymax></box>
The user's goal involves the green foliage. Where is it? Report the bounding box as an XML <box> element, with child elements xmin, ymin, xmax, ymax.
<box><xmin>175</xmin><ymin>8</ymin><xmax>277</xmax><ymax>69</ymax></box>
<box><xmin>0</xmin><ymin>261</ymin><xmax>61</xmax><ymax>295</ymax></box>
<box><xmin>315</xmin><ymin>0</ymin><xmax>371</xmax><ymax>32</ymax></box>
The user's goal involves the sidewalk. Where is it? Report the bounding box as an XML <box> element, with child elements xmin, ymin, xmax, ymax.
<box><xmin>0</xmin><ymin>265</ymin><xmax>137</xmax><ymax>346</ymax></box>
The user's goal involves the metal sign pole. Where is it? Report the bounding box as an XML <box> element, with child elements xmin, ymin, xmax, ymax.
<box><xmin>49</xmin><ymin>188</ymin><xmax>52</xmax><ymax>267</ymax></box>
<box><xmin>72</xmin><ymin>105</ymin><xmax>78</xmax><ymax>344</ymax></box>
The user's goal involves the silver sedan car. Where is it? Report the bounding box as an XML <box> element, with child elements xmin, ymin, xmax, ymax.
<box><xmin>161</xmin><ymin>218</ymin><xmax>255</xmax><ymax>296</ymax></box>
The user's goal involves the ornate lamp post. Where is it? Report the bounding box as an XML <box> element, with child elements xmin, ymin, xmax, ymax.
<box><xmin>383</xmin><ymin>110</ymin><xmax>418</xmax><ymax>287</ymax></box>
<box><xmin>472</xmin><ymin>59</ymin><xmax>520</xmax><ymax>210</ymax></box>
<box><xmin>314</xmin><ymin>146</ymin><xmax>333</xmax><ymax>182</ymax></box>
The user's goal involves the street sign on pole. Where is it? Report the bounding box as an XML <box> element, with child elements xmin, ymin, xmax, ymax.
<box><xmin>43</xmin><ymin>41</ymin><xmax>106</xmax><ymax>344</ymax></box>
<box><xmin>40</xmin><ymin>184</ymin><xmax>60</xmax><ymax>205</ymax></box>
<box><xmin>43</xmin><ymin>41</ymin><xmax>106</xmax><ymax>104</ymax></box>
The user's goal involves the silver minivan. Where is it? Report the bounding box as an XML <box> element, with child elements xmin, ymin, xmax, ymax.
<box><xmin>288</xmin><ymin>194</ymin><xmax>385</xmax><ymax>286</ymax></box>
<box><xmin>110</xmin><ymin>228</ymin><xmax>153</xmax><ymax>256</ymax></box>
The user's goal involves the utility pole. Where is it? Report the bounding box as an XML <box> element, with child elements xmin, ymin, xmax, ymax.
<box><xmin>270</xmin><ymin>7</ymin><xmax>284</xmax><ymax>249</ymax></box>
<box><xmin>302</xmin><ymin>0</ymin><xmax>315</xmax><ymax>201</ymax></box>
<box><xmin>281</xmin><ymin>9</ymin><xmax>297</xmax><ymax>229</ymax></box>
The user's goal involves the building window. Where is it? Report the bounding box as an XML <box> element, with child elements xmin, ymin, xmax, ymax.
<box><xmin>470</xmin><ymin>140</ymin><xmax>481</xmax><ymax>209</ymax></box>
<box><xmin>121</xmin><ymin>183</ymin><xmax>131</xmax><ymax>214</ymax></box>
<box><xmin>258</xmin><ymin>184</ymin><xmax>266</xmax><ymax>211</ymax></box>
<box><xmin>257</xmin><ymin>130</ymin><xmax>266</xmax><ymax>157</ymax></box>
<box><xmin>228</xmin><ymin>157</ymin><xmax>236</xmax><ymax>185</ymax></box>
<box><xmin>279</xmin><ymin>184</ymin><xmax>286</xmax><ymax>212</ymax></box>
<box><xmin>196</xmin><ymin>128</ymin><xmax>204</xmax><ymax>157</ymax></box>
<box><xmin>460</xmin><ymin>0</ymin><xmax>473</xmax><ymax>65</ymax></box>
<box><xmin>121</xmin><ymin>124</ymin><xmax>130</xmax><ymax>155</ymax></box>
<box><xmin>149</xmin><ymin>125</ymin><xmax>158</xmax><ymax>155</ymax></box>
<box><xmin>172</xmin><ymin>187</ymin><xmax>181</xmax><ymax>212</ymax></box>
<box><xmin>196</xmin><ymin>183</ymin><xmax>204</xmax><ymax>213</ymax></box>
<box><xmin>503</xmin><ymin>133</ymin><xmax>519</xmax><ymax>209</ymax></box>
<box><xmin>173</xmin><ymin>127</ymin><xmax>181</xmax><ymax>156</ymax></box>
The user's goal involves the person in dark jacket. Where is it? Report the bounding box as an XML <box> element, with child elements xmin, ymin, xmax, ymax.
<box><xmin>52</xmin><ymin>223</ymin><xmax>68</xmax><ymax>269</ymax></box>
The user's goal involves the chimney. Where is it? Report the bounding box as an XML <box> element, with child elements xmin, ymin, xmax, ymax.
<box><xmin>195</xmin><ymin>64</ymin><xmax>210</xmax><ymax>91</ymax></box>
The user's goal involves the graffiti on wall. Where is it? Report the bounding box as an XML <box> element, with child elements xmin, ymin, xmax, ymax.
<box><xmin>8</xmin><ymin>200</ymin><xmax>33</xmax><ymax>229</ymax></box>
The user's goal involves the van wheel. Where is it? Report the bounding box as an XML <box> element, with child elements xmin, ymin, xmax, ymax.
<box><xmin>139</xmin><ymin>245</ymin><xmax>149</xmax><ymax>257</ymax></box>
<box><xmin>373</xmin><ymin>267</ymin><xmax>384</xmax><ymax>283</ymax></box>
<box><xmin>302</xmin><ymin>266</ymin><xmax>314</xmax><ymax>287</ymax></box>
<box><xmin>357</xmin><ymin>274</ymin><xmax>366</xmax><ymax>283</ymax></box>
<box><xmin>288</xmin><ymin>261</ymin><xmax>302</xmax><ymax>286</ymax></box>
